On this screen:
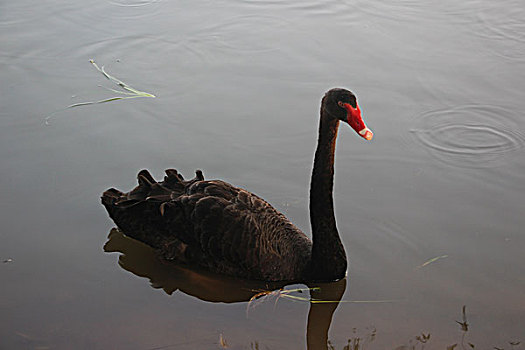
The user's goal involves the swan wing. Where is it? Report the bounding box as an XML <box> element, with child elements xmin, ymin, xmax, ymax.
<box><xmin>102</xmin><ymin>169</ymin><xmax>311</xmax><ymax>281</ymax></box>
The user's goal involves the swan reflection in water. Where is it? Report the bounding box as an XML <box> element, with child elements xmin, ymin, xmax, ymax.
<box><xmin>104</xmin><ymin>228</ymin><xmax>346</xmax><ymax>350</ymax></box>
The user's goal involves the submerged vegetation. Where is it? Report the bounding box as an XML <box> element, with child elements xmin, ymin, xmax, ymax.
<box><xmin>331</xmin><ymin>305</ymin><xmax>520</xmax><ymax>350</ymax></box>
<box><xmin>324</xmin><ymin>305</ymin><xmax>521</xmax><ymax>350</ymax></box>
<box><xmin>220</xmin><ymin>304</ymin><xmax>521</xmax><ymax>350</ymax></box>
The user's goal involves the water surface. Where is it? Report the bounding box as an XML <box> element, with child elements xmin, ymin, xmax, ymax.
<box><xmin>1</xmin><ymin>0</ymin><xmax>524</xmax><ymax>349</ymax></box>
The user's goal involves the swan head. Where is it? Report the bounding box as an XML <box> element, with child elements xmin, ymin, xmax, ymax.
<box><xmin>323</xmin><ymin>88</ymin><xmax>373</xmax><ymax>141</ymax></box>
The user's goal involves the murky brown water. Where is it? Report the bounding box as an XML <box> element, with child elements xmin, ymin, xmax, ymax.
<box><xmin>1</xmin><ymin>0</ymin><xmax>524</xmax><ymax>349</ymax></box>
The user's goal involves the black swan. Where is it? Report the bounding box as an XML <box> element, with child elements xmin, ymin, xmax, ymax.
<box><xmin>102</xmin><ymin>88</ymin><xmax>373</xmax><ymax>282</ymax></box>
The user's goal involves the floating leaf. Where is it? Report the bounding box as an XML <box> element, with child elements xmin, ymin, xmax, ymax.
<box><xmin>219</xmin><ymin>333</ymin><xmax>228</xmax><ymax>348</ymax></box>
<box><xmin>416</xmin><ymin>255</ymin><xmax>448</xmax><ymax>269</ymax></box>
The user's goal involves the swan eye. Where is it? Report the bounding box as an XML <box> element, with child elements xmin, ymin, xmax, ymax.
<box><xmin>338</xmin><ymin>101</ymin><xmax>344</xmax><ymax>107</ymax></box>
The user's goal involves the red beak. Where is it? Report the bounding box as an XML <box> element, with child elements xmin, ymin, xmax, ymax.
<box><xmin>342</xmin><ymin>103</ymin><xmax>373</xmax><ymax>141</ymax></box>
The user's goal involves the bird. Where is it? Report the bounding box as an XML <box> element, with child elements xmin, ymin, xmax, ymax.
<box><xmin>101</xmin><ymin>88</ymin><xmax>373</xmax><ymax>282</ymax></box>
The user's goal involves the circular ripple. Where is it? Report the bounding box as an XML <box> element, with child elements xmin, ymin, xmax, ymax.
<box><xmin>411</xmin><ymin>105</ymin><xmax>525</xmax><ymax>168</ymax></box>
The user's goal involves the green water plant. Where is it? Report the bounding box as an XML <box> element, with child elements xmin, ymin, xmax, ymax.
<box><xmin>44</xmin><ymin>59</ymin><xmax>155</xmax><ymax>125</ymax></box>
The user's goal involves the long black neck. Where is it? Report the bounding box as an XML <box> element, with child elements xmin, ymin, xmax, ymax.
<box><xmin>308</xmin><ymin>104</ymin><xmax>347</xmax><ymax>281</ymax></box>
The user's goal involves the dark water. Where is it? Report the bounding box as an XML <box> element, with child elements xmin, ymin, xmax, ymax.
<box><xmin>1</xmin><ymin>0</ymin><xmax>524</xmax><ymax>348</ymax></box>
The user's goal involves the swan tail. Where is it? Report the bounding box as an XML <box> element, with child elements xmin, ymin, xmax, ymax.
<box><xmin>101</xmin><ymin>168</ymin><xmax>205</xmax><ymax>247</ymax></box>
<box><xmin>102</xmin><ymin>168</ymin><xmax>205</xmax><ymax>206</ymax></box>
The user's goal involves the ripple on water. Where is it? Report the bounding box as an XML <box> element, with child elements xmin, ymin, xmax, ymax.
<box><xmin>351</xmin><ymin>0</ymin><xmax>428</xmax><ymax>22</ymax></box>
<box><xmin>200</xmin><ymin>15</ymin><xmax>292</xmax><ymax>53</ymax></box>
<box><xmin>0</xmin><ymin>2</ymin><xmax>53</xmax><ymax>27</ymax></box>
<box><xmin>348</xmin><ymin>215</ymin><xmax>422</xmax><ymax>264</ymax></box>
<box><xmin>410</xmin><ymin>105</ymin><xmax>525</xmax><ymax>168</ymax></box>
<box><xmin>348</xmin><ymin>0</ymin><xmax>479</xmax><ymax>23</ymax></box>
<box><xmin>108</xmin><ymin>0</ymin><xmax>162</xmax><ymax>7</ymax></box>
<box><xmin>474</xmin><ymin>1</ymin><xmax>525</xmax><ymax>60</ymax></box>
<box><xmin>76</xmin><ymin>34</ymin><xmax>211</xmax><ymax>84</ymax></box>
<box><xmin>238</xmin><ymin>0</ymin><xmax>350</xmax><ymax>16</ymax></box>
<box><xmin>369</xmin><ymin>218</ymin><xmax>421</xmax><ymax>253</ymax></box>
<box><xmin>54</xmin><ymin>0</ymin><xmax>164</xmax><ymax>24</ymax></box>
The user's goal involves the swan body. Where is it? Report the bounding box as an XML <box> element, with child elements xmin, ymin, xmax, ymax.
<box><xmin>102</xmin><ymin>88</ymin><xmax>372</xmax><ymax>282</ymax></box>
